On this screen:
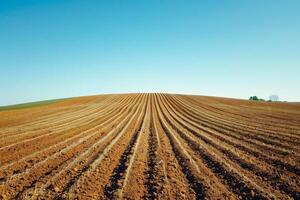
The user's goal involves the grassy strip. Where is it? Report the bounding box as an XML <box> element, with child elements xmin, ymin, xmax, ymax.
<box><xmin>0</xmin><ymin>98</ymin><xmax>69</xmax><ymax>111</ymax></box>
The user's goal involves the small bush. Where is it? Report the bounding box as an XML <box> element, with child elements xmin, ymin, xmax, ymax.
<box><xmin>249</xmin><ymin>96</ymin><xmax>266</xmax><ymax>101</ymax></box>
<box><xmin>249</xmin><ymin>96</ymin><xmax>259</xmax><ymax>101</ymax></box>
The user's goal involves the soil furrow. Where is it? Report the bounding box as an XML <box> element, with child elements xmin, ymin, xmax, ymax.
<box><xmin>162</xmin><ymin>94</ymin><xmax>299</xmax><ymax>199</ymax></box>
<box><xmin>1</xmin><ymin>93</ymin><xmax>299</xmax><ymax>200</ymax></box>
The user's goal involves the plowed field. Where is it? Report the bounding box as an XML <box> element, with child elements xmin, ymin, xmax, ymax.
<box><xmin>0</xmin><ymin>94</ymin><xmax>300</xmax><ymax>199</ymax></box>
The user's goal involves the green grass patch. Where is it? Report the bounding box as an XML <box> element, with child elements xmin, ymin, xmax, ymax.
<box><xmin>0</xmin><ymin>98</ymin><xmax>68</xmax><ymax>111</ymax></box>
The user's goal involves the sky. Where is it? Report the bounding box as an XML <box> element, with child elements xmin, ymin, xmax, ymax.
<box><xmin>0</xmin><ymin>0</ymin><xmax>300</xmax><ymax>105</ymax></box>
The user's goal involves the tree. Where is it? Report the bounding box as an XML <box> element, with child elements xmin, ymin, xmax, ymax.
<box><xmin>249</xmin><ymin>96</ymin><xmax>259</xmax><ymax>101</ymax></box>
<box><xmin>269</xmin><ymin>95</ymin><xmax>279</xmax><ymax>102</ymax></box>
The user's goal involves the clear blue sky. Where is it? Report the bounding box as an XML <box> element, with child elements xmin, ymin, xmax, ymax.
<box><xmin>1</xmin><ymin>0</ymin><xmax>299</xmax><ymax>105</ymax></box>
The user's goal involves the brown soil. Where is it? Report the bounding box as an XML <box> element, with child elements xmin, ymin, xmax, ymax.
<box><xmin>0</xmin><ymin>94</ymin><xmax>299</xmax><ymax>200</ymax></box>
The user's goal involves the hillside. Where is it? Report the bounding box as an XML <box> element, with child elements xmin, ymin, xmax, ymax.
<box><xmin>0</xmin><ymin>93</ymin><xmax>300</xmax><ymax>199</ymax></box>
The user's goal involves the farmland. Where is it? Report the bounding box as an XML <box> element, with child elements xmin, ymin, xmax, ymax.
<box><xmin>0</xmin><ymin>93</ymin><xmax>299</xmax><ymax>199</ymax></box>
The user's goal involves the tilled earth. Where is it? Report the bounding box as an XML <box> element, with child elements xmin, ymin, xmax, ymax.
<box><xmin>0</xmin><ymin>93</ymin><xmax>300</xmax><ymax>199</ymax></box>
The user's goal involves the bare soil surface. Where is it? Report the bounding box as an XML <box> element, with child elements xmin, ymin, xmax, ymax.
<box><xmin>0</xmin><ymin>94</ymin><xmax>299</xmax><ymax>200</ymax></box>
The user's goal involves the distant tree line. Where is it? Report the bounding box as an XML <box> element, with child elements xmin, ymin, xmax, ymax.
<box><xmin>249</xmin><ymin>95</ymin><xmax>280</xmax><ymax>102</ymax></box>
<box><xmin>249</xmin><ymin>96</ymin><xmax>263</xmax><ymax>101</ymax></box>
